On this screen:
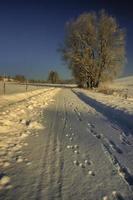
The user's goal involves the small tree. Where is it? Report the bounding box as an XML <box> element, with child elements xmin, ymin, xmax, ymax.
<box><xmin>47</xmin><ymin>71</ymin><xmax>60</xmax><ymax>84</ymax></box>
<box><xmin>60</xmin><ymin>10</ymin><xmax>126</xmax><ymax>88</ymax></box>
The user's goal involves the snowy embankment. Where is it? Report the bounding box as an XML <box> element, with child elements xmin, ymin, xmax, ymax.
<box><xmin>113</xmin><ymin>76</ymin><xmax>133</xmax><ymax>98</ymax></box>
<box><xmin>73</xmin><ymin>86</ymin><xmax>133</xmax><ymax>134</ymax></box>
<box><xmin>73</xmin><ymin>76</ymin><xmax>133</xmax><ymax>134</ymax></box>
<box><xmin>0</xmin><ymin>87</ymin><xmax>53</xmax><ymax>108</ymax></box>
<box><xmin>98</xmin><ymin>75</ymin><xmax>133</xmax><ymax>98</ymax></box>
<box><xmin>82</xmin><ymin>87</ymin><xmax>133</xmax><ymax>114</ymax></box>
<box><xmin>0</xmin><ymin>88</ymin><xmax>60</xmax><ymax>190</ymax></box>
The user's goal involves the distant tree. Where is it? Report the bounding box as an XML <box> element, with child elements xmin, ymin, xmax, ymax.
<box><xmin>29</xmin><ymin>79</ymin><xmax>46</xmax><ymax>83</ymax></box>
<box><xmin>29</xmin><ymin>79</ymin><xmax>36</xmax><ymax>83</ymax></box>
<box><xmin>59</xmin><ymin>79</ymin><xmax>75</xmax><ymax>84</ymax></box>
<box><xmin>60</xmin><ymin>10</ymin><xmax>126</xmax><ymax>88</ymax></box>
<box><xmin>14</xmin><ymin>75</ymin><xmax>26</xmax><ymax>82</ymax></box>
<box><xmin>47</xmin><ymin>71</ymin><xmax>60</xmax><ymax>84</ymax></box>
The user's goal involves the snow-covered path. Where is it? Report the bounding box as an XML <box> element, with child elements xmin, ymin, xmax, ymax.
<box><xmin>0</xmin><ymin>89</ymin><xmax>133</xmax><ymax>200</ymax></box>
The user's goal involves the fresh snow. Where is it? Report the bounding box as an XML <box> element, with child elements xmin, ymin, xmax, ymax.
<box><xmin>0</xmin><ymin>79</ymin><xmax>133</xmax><ymax>200</ymax></box>
<box><xmin>0</xmin><ymin>88</ymin><xmax>60</xmax><ymax>191</ymax></box>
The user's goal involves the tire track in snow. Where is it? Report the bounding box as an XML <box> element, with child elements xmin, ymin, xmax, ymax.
<box><xmin>35</xmin><ymin>96</ymin><xmax>59</xmax><ymax>200</ymax></box>
<box><xmin>46</xmin><ymin>108</ymin><xmax>61</xmax><ymax>200</ymax></box>
<box><xmin>35</xmin><ymin>94</ymin><xmax>67</xmax><ymax>200</ymax></box>
<box><xmin>47</xmin><ymin>97</ymin><xmax>67</xmax><ymax>200</ymax></box>
<box><xmin>34</xmin><ymin>124</ymin><xmax>52</xmax><ymax>200</ymax></box>
<box><xmin>56</xmin><ymin>97</ymin><xmax>68</xmax><ymax>200</ymax></box>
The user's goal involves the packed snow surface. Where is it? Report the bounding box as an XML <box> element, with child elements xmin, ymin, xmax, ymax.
<box><xmin>0</xmin><ymin>85</ymin><xmax>133</xmax><ymax>200</ymax></box>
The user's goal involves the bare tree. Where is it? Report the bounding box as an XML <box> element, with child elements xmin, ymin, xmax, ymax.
<box><xmin>60</xmin><ymin>10</ymin><xmax>126</xmax><ymax>88</ymax></box>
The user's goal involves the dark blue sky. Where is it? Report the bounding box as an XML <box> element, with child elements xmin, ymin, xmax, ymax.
<box><xmin>0</xmin><ymin>0</ymin><xmax>133</xmax><ymax>79</ymax></box>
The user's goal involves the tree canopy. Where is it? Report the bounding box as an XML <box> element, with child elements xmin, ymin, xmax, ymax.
<box><xmin>60</xmin><ymin>10</ymin><xmax>126</xmax><ymax>88</ymax></box>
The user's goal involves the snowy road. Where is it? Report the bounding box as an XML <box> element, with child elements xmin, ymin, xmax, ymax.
<box><xmin>0</xmin><ymin>88</ymin><xmax>133</xmax><ymax>200</ymax></box>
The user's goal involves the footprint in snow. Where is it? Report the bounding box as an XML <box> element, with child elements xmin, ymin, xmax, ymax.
<box><xmin>74</xmin><ymin>144</ymin><xmax>79</xmax><ymax>149</ymax></box>
<box><xmin>73</xmin><ymin>160</ymin><xmax>79</xmax><ymax>166</ymax></box>
<box><xmin>91</xmin><ymin>124</ymin><xmax>95</xmax><ymax>128</ymax></box>
<box><xmin>88</xmin><ymin>170</ymin><xmax>95</xmax><ymax>176</ymax></box>
<box><xmin>67</xmin><ymin>145</ymin><xmax>79</xmax><ymax>151</ymax></box>
<box><xmin>79</xmin><ymin>163</ymin><xmax>85</xmax><ymax>168</ymax></box>
<box><xmin>74</xmin><ymin>150</ymin><xmax>79</xmax><ymax>154</ymax></box>
<box><xmin>84</xmin><ymin>159</ymin><xmax>91</xmax><ymax>166</ymax></box>
<box><xmin>16</xmin><ymin>156</ymin><xmax>23</xmax><ymax>163</ymax></box>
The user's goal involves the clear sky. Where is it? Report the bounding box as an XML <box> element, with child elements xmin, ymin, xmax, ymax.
<box><xmin>0</xmin><ymin>0</ymin><xmax>133</xmax><ymax>80</ymax></box>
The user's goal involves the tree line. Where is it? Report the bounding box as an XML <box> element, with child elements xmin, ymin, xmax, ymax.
<box><xmin>0</xmin><ymin>72</ymin><xmax>75</xmax><ymax>84</ymax></box>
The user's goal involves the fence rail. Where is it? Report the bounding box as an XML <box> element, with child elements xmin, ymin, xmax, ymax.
<box><xmin>0</xmin><ymin>81</ymin><xmax>77</xmax><ymax>95</ymax></box>
<box><xmin>0</xmin><ymin>82</ymin><xmax>44</xmax><ymax>95</ymax></box>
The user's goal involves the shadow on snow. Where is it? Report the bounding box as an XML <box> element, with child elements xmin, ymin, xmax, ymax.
<box><xmin>73</xmin><ymin>90</ymin><xmax>133</xmax><ymax>135</ymax></box>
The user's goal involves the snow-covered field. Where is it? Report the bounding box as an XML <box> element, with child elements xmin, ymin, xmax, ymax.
<box><xmin>0</xmin><ymin>82</ymin><xmax>43</xmax><ymax>95</ymax></box>
<box><xmin>99</xmin><ymin>75</ymin><xmax>133</xmax><ymax>98</ymax></box>
<box><xmin>0</xmin><ymin>77</ymin><xmax>133</xmax><ymax>200</ymax></box>
<box><xmin>114</xmin><ymin>76</ymin><xmax>133</xmax><ymax>93</ymax></box>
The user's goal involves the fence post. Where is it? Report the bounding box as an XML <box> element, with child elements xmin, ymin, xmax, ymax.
<box><xmin>3</xmin><ymin>81</ymin><xmax>6</xmax><ymax>95</ymax></box>
<box><xmin>26</xmin><ymin>80</ymin><xmax>28</xmax><ymax>92</ymax></box>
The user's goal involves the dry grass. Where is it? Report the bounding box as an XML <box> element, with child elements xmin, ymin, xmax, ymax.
<box><xmin>96</xmin><ymin>83</ymin><xmax>129</xmax><ymax>99</ymax></box>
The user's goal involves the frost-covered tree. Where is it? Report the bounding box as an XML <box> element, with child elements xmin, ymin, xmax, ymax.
<box><xmin>60</xmin><ymin>10</ymin><xmax>126</xmax><ymax>88</ymax></box>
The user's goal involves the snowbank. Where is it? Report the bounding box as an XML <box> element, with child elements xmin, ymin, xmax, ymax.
<box><xmin>0</xmin><ymin>88</ymin><xmax>60</xmax><ymax>175</ymax></box>
<box><xmin>0</xmin><ymin>87</ymin><xmax>53</xmax><ymax>109</ymax></box>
